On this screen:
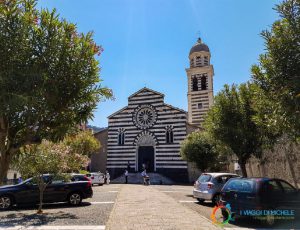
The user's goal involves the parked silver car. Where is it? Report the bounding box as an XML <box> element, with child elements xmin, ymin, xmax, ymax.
<box><xmin>193</xmin><ymin>172</ymin><xmax>239</xmax><ymax>204</ymax></box>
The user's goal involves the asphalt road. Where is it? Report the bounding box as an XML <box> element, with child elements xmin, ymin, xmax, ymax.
<box><xmin>0</xmin><ymin>184</ymin><xmax>120</xmax><ymax>228</ymax></box>
<box><xmin>153</xmin><ymin>184</ymin><xmax>300</xmax><ymax>229</ymax></box>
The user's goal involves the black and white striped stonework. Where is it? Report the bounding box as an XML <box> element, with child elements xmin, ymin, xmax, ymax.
<box><xmin>189</xmin><ymin>74</ymin><xmax>211</xmax><ymax>125</ymax></box>
<box><xmin>107</xmin><ymin>88</ymin><xmax>188</xmax><ymax>180</ymax></box>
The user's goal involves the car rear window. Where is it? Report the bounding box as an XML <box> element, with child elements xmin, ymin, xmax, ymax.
<box><xmin>223</xmin><ymin>179</ymin><xmax>255</xmax><ymax>193</ymax></box>
<box><xmin>198</xmin><ymin>174</ymin><xmax>212</xmax><ymax>183</ymax></box>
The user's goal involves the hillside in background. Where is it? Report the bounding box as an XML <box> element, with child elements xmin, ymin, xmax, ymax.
<box><xmin>86</xmin><ymin>125</ymin><xmax>106</xmax><ymax>133</ymax></box>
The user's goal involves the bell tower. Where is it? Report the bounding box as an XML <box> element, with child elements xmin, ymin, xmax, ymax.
<box><xmin>186</xmin><ymin>38</ymin><xmax>214</xmax><ymax>127</ymax></box>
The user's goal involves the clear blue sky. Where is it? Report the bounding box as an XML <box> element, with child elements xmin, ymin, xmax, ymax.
<box><xmin>39</xmin><ymin>0</ymin><xmax>281</xmax><ymax>128</ymax></box>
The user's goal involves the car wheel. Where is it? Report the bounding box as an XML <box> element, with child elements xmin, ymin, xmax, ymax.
<box><xmin>212</xmin><ymin>194</ymin><xmax>221</xmax><ymax>205</ymax></box>
<box><xmin>0</xmin><ymin>196</ymin><xmax>13</xmax><ymax>210</ymax></box>
<box><xmin>99</xmin><ymin>183</ymin><xmax>103</xmax><ymax>186</ymax></box>
<box><xmin>197</xmin><ymin>198</ymin><xmax>205</xmax><ymax>204</ymax></box>
<box><xmin>68</xmin><ymin>193</ymin><xmax>82</xmax><ymax>206</ymax></box>
<box><xmin>222</xmin><ymin>209</ymin><xmax>229</xmax><ymax>221</ymax></box>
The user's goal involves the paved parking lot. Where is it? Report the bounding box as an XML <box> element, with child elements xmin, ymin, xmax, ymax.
<box><xmin>0</xmin><ymin>184</ymin><xmax>120</xmax><ymax>229</ymax></box>
<box><xmin>1</xmin><ymin>184</ymin><xmax>300</xmax><ymax>229</ymax></box>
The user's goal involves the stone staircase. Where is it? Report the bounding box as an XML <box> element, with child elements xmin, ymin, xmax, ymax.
<box><xmin>111</xmin><ymin>172</ymin><xmax>174</xmax><ymax>185</ymax></box>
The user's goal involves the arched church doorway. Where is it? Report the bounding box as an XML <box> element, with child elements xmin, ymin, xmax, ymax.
<box><xmin>134</xmin><ymin>131</ymin><xmax>157</xmax><ymax>172</ymax></box>
<box><xmin>138</xmin><ymin>146</ymin><xmax>154</xmax><ymax>172</ymax></box>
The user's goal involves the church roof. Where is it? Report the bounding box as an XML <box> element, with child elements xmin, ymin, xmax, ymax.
<box><xmin>128</xmin><ymin>87</ymin><xmax>164</xmax><ymax>99</ymax></box>
<box><xmin>107</xmin><ymin>106</ymin><xmax>128</xmax><ymax>119</ymax></box>
<box><xmin>189</xmin><ymin>38</ymin><xmax>210</xmax><ymax>55</ymax></box>
<box><xmin>165</xmin><ymin>103</ymin><xmax>187</xmax><ymax>114</ymax></box>
<box><xmin>108</xmin><ymin>87</ymin><xmax>187</xmax><ymax>119</ymax></box>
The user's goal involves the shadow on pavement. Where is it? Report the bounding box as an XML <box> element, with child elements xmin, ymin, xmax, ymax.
<box><xmin>185</xmin><ymin>194</ymin><xmax>194</xmax><ymax>198</ymax></box>
<box><xmin>3</xmin><ymin>202</ymin><xmax>92</xmax><ymax>212</ymax></box>
<box><xmin>0</xmin><ymin>211</ymin><xmax>78</xmax><ymax>227</ymax></box>
<box><xmin>197</xmin><ymin>202</ymin><xmax>214</xmax><ymax>208</ymax></box>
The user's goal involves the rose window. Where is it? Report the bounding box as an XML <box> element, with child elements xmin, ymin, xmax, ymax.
<box><xmin>133</xmin><ymin>105</ymin><xmax>157</xmax><ymax>129</ymax></box>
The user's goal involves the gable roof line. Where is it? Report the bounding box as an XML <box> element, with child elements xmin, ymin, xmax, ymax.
<box><xmin>164</xmin><ymin>103</ymin><xmax>187</xmax><ymax>114</ymax></box>
<box><xmin>107</xmin><ymin>106</ymin><xmax>128</xmax><ymax>118</ymax></box>
<box><xmin>128</xmin><ymin>87</ymin><xmax>164</xmax><ymax>99</ymax></box>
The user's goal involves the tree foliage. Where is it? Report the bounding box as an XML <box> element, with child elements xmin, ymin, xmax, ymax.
<box><xmin>251</xmin><ymin>0</ymin><xmax>300</xmax><ymax>140</ymax></box>
<box><xmin>0</xmin><ymin>0</ymin><xmax>112</xmax><ymax>183</ymax></box>
<box><xmin>14</xmin><ymin>130</ymin><xmax>98</xmax><ymax>213</ymax></box>
<box><xmin>204</xmin><ymin>83</ymin><xmax>263</xmax><ymax>177</ymax></box>
<box><xmin>63</xmin><ymin>130</ymin><xmax>100</xmax><ymax>158</ymax></box>
<box><xmin>180</xmin><ymin>132</ymin><xmax>218</xmax><ymax>171</ymax></box>
<box><xmin>15</xmin><ymin>140</ymin><xmax>88</xmax><ymax>213</ymax></box>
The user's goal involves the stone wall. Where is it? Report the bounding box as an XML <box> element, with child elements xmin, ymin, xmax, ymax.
<box><xmin>187</xmin><ymin>162</ymin><xmax>201</xmax><ymax>183</ymax></box>
<box><xmin>186</xmin><ymin>123</ymin><xmax>202</xmax><ymax>183</ymax></box>
<box><xmin>91</xmin><ymin>128</ymin><xmax>108</xmax><ymax>173</ymax></box>
<box><xmin>229</xmin><ymin>139</ymin><xmax>300</xmax><ymax>188</ymax></box>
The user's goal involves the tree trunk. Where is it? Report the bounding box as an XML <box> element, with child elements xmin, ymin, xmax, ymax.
<box><xmin>37</xmin><ymin>182</ymin><xmax>45</xmax><ymax>214</ymax></box>
<box><xmin>286</xmin><ymin>143</ymin><xmax>299</xmax><ymax>189</ymax></box>
<box><xmin>239</xmin><ymin>160</ymin><xmax>248</xmax><ymax>177</ymax></box>
<box><xmin>0</xmin><ymin>153</ymin><xmax>10</xmax><ymax>185</ymax></box>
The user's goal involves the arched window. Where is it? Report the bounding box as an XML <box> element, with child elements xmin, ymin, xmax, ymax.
<box><xmin>204</xmin><ymin>56</ymin><xmax>209</xmax><ymax>65</ymax></box>
<box><xmin>169</xmin><ymin>130</ymin><xmax>173</xmax><ymax>143</ymax></box>
<box><xmin>165</xmin><ymin>126</ymin><xmax>174</xmax><ymax>144</ymax></box>
<box><xmin>201</xmin><ymin>75</ymin><xmax>207</xmax><ymax>90</ymax></box>
<box><xmin>166</xmin><ymin>131</ymin><xmax>170</xmax><ymax>144</ymax></box>
<box><xmin>190</xmin><ymin>58</ymin><xmax>194</xmax><ymax>68</ymax></box>
<box><xmin>121</xmin><ymin>132</ymin><xmax>125</xmax><ymax>145</ymax></box>
<box><xmin>192</xmin><ymin>77</ymin><xmax>198</xmax><ymax>91</ymax></box>
<box><xmin>118</xmin><ymin>133</ymin><xmax>122</xmax><ymax>145</ymax></box>
<box><xmin>118</xmin><ymin>128</ymin><xmax>125</xmax><ymax>145</ymax></box>
<box><xmin>196</xmin><ymin>56</ymin><xmax>202</xmax><ymax>67</ymax></box>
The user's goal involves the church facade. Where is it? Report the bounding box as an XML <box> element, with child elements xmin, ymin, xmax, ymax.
<box><xmin>106</xmin><ymin>88</ymin><xmax>189</xmax><ymax>181</ymax></box>
<box><xmin>92</xmin><ymin>38</ymin><xmax>214</xmax><ymax>182</ymax></box>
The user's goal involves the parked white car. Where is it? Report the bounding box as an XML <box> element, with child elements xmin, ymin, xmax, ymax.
<box><xmin>86</xmin><ymin>172</ymin><xmax>105</xmax><ymax>186</ymax></box>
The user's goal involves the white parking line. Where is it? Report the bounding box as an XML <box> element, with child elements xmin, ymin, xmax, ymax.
<box><xmin>107</xmin><ymin>191</ymin><xmax>118</xmax><ymax>193</ymax></box>
<box><xmin>0</xmin><ymin>226</ymin><xmax>105</xmax><ymax>230</ymax></box>
<box><xmin>90</xmin><ymin>201</ymin><xmax>114</xmax><ymax>204</ymax></box>
<box><xmin>179</xmin><ymin>200</ymin><xmax>198</xmax><ymax>203</ymax></box>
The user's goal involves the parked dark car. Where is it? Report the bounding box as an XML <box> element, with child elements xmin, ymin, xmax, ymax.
<box><xmin>220</xmin><ymin>177</ymin><xmax>299</xmax><ymax>222</ymax></box>
<box><xmin>0</xmin><ymin>176</ymin><xmax>93</xmax><ymax>210</ymax></box>
<box><xmin>70</xmin><ymin>173</ymin><xmax>91</xmax><ymax>182</ymax></box>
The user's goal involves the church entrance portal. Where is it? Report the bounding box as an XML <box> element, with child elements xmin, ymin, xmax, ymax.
<box><xmin>138</xmin><ymin>146</ymin><xmax>154</xmax><ymax>172</ymax></box>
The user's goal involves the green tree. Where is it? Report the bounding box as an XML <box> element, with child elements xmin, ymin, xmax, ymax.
<box><xmin>180</xmin><ymin>132</ymin><xmax>218</xmax><ymax>171</ymax></box>
<box><xmin>0</xmin><ymin>0</ymin><xmax>112</xmax><ymax>183</ymax></box>
<box><xmin>14</xmin><ymin>130</ymin><xmax>98</xmax><ymax>213</ymax></box>
<box><xmin>251</xmin><ymin>0</ymin><xmax>300</xmax><ymax>140</ymax></box>
<box><xmin>204</xmin><ymin>83</ymin><xmax>263</xmax><ymax>177</ymax></box>
<box><xmin>15</xmin><ymin>140</ymin><xmax>89</xmax><ymax>213</ymax></box>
